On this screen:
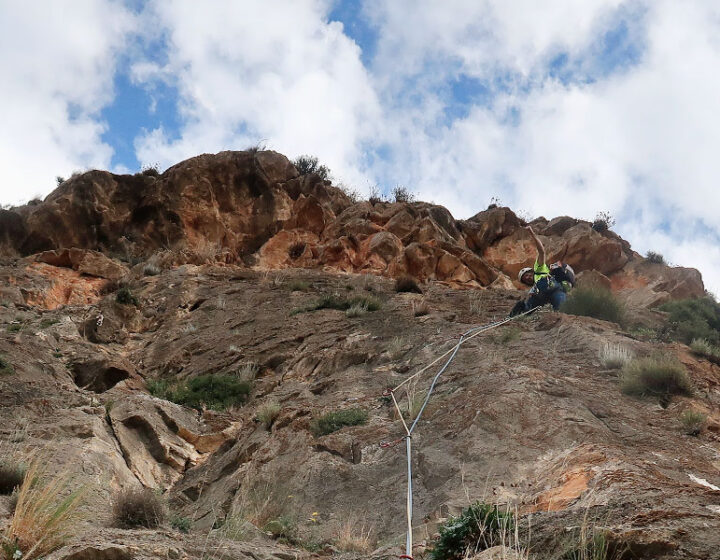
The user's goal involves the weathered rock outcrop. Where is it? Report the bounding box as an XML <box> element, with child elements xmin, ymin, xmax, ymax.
<box><xmin>0</xmin><ymin>150</ymin><xmax>704</xmax><ymax>305</ymax></box>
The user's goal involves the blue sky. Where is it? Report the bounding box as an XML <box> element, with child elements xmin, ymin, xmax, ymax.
<box><xmin>3</xmin><ymin>0</ymin><xmax>720</xmax><ymax>294</ymax></box>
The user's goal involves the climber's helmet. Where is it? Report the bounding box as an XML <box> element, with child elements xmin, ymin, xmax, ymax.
<box><xmin>518</xmin><ymin>267</ymin><xmax>534</xmax><ymax>286</ymax></box>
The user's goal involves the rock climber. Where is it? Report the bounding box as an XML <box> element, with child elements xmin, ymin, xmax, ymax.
<box><xmin>509</xmin><ymin>226</ymin><xmax>573</xmax><ymax>316</ymax></box>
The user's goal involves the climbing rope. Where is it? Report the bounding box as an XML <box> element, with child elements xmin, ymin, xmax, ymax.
<box><xmin>384</xmin><ymin>307</ymin><xmax>543</xmax><ymax>559</ymax></box>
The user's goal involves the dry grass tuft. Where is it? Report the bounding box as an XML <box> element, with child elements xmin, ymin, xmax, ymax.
<box><xmin>598</xmin><ymin>343</ymin><xmax>633</xmax><ymax>369</ymax></box>
<box><xmin>413</xmin><ymin>298</ymin><xmax>430</xmax><ymax>317</ymax></box>
<box><xmin>334</xmin><ymin>518</ymin><xmax>375</xmax><ymax>552</ymax></box>
<box><xmin>679</xmin><ymin>409</ymin><xmax>707</xmax><ymax>436</ymax></box>
<box><xmin>3</xmin><ymin>460</ymin><xmax>85</xmax><ymax>560</ymax></box>
<box><xmin>112</xmin><ymin>487</ymin><xmax>167</xmax><ymax>528</ymax></box>
<box><xmin>395</xmin><ymin>275</ymin><xmax>422</xmax><ymax>294</ymax></box>
<box><xmin>620</xmin><ymin>355</ymin><xmax>693</xmax><ymax>398</ymax></box>
<box><xmin>256</xmin><ymin>402</ymin><xmax>281</xmax><ymax>429</ymax></box>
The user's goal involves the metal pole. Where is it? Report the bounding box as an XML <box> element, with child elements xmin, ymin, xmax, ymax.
<box><xmin>405</xmin><ymin>436</ymin><xmax>413</xmax><ymax>557</ymax></box>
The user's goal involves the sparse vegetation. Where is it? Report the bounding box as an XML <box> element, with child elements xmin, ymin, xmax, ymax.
<box><xmin>392</xmin><ymin>185</ymin><xmax>415</xmax><ymax>203</ymax></box>
<box><xmin>288</xmin><ymin>241</ymin><xmax>306</xmax><ymax>260</ymax></box>
<box><xmin>170</xmin><ymin>515</ymin><xmax>191</xmax><ymax>533</ymax></box>
<box><xmin>6</xmin><ymin>324</ymin><xmax>22</xmax><ymax>334</ymax></box>
<box><xmin>646</xmin><ymin>251</ymin><xmax>665</xmax><ymax>264</ymax></box>
<box><xmin>334</xmin><ymin>518</ymin><xmax>374</xmax><ymax>553</ymax></box>
<box><xmin>346</xmin><ymin>301</ymin><xmax>370</xmax><ymax>317</ymax></box>
<box><xmin>620</xmin><ymin>355</ymin><xmax>693</xmax><ymax>398</ymax></box>
<box><xmin>55</xmin><ymin>176</ymin><xmax>65</xmax><ymax>186</ymax></box>
<box><xmin>368</xmin><ymin>185</ymin><xmax>384</xmax><ymax>204</ymax></box>
<box><xmin>591</xmin><ymin>211</ymin><xmax>615</xmax><ymax>232</ymax></box>
<box><xmin>140</xmin><ymin>164</ymin><xmax>160</xmax><ymax>177</ymax></box>
<box><xmin>413</xmin><ymin>298</ymin><xmax>430</xmax><ymax>317</ymax></box>
<box><xmin>690</xmin><ymin>338</ymin><xmax>718</xmax><ymax>359</ymax></box>
<box><xmin>395</xmin><ymin>275</ymin><xmax>422</xmax><ymax>294</ymax></box>
<box><xmin>113</xmin><ymin>487</ymin><xmax>167</xmax><ymax>528</ymax></box>
<box><xmin>679</xmin><ymin>410</ymin><xmax>706</xmax><ymax>436</ymax></box>
<box><xmin>256</xmin><ymin>402</ymin><xmax>281</xmax><ymax>429</ymax></box>
<box><xmin>386</xmin><ymin>336</ymin><xmax>406</xmax><ymax>360</ymax></box>
<box><xmin>287</xmin><ymin>280</ymin><xmax>310</xmax><ymax>292</ymax></box>
<box><xmin>3</xmin><ymin>461</ymin><xmax>85</xmax><ymax>560</ymax></box>
<box><xmin>0</xmin><ymin>460</ymin><xmax>25</xmax><ymax>495</ymax></box>
<box><xmin>292</xmin><ymin>155</ymin><xmax>331</xmax><ymax>181</ymax></box>
<box><xmin>292</xmin><ymin>295</ymin><xmax>381</xmax><ymax>315</ymax></box>
<box><xmin>598</xmin><ymin>342</ymin><xmax>633</xmax><ymax>369</ymax></box>
<box><xmin>562</xmin><ymin>529</ymin><xmax>612</xmax><ymax>560</ymax></box>
<box><xmin>310</xmin><ymin>408</ymin><xmax>369</xmax><ymax>437</ymax></box>
<box><xmin>115</xmin><ymin>287</ymin><xmax>139</xmax><ymax>306</ymax></box>
<box><xmin>496</xmin><ymin>326</ymin><xmax>521</xmax><ymax>345</ymax></box>
<box><xmin>659</xmin><ymin>296</ymin><xmax>720</xmax><ymax>345</ymax></box>
<box><xmin>430</xmin><ymin>502</ymin><xmax>515</xmax><ymax>560</ymax></box>
<box><xmin>263</xmin><ymin>515</ymin><xmax>297</xmax><ymax>542</ymax></box>
<box><xmin>561</xmin><ymin>286</ymin><xmax>625</xmax><ymax>325</ymax></box>
<box><xmin>143</xmin><ymin>262</ymin><xmax>161</xmax><ymax>276</ymax></box>
<box><xmin>0</xmin><ymin>355</ymin><xmax>14</xmax><ymax>376</ymax></box>
<box><xmin>38</xmin><ymin>318</ymin><xmax>58</xmax><ymax>329</ymax></box>
<box><xmin>148</xmin><ymin>374</ymin><xmax>251</xmax><ymax>411</ymax></box>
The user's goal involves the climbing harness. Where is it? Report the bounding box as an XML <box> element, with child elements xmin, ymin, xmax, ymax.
<box><xmin>383</xmin><ymin>307</ymin><xmax>542</xmax><ymax>560</ymax></box>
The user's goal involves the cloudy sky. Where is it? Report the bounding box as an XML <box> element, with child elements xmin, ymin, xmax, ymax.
<box><xmin>3</xmin><ymin>1</ymin><xmax>720</xmax><ymax>294</ymax></box>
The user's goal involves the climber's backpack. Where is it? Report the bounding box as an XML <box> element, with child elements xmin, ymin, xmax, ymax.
<box><xmin>550</xmin><ymin>262</ymin><xmax>576</xmax><ymax>288</ymax></box>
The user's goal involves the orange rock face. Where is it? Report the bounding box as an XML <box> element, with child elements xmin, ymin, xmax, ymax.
<box><xmin>0</xmin><ymin>149</ymin><xmax>705</xmax><ymax>303</ymax></box>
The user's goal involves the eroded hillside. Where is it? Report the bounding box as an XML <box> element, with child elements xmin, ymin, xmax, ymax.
<box><xmin>0</xmin><ymin>150</ymin><xmax>718</xmax><ymax>560</ymax></box>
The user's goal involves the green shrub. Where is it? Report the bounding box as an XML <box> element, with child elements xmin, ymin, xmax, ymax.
<box><xmin>311</xmin><ymin>408</ymin><xmax>368</xmax><ymax>436</ymax></box>
<box><xmin>148</xmin><ymin>375</ymin><xmax>251</xmax><ymax>411</ymax></box>
<box><xmin>645</xmin><ymin>251</ymin><xmax>665</xmax><ymax>264</ymax></box>
<box><xmin>0</xmin><ymin>355</ymin><xmax>14</xmax><ymax>376</ymax></box>
<box><xmin>561</xmin><ymin>286</ymin><xmax>625</xmax><ymax>325</ymax></box>
<box><xmin>172</xmin><ymin>374</ymin><xmax>251</xmax><ymax>411</ymax></box>
<box><xmin>170</xmin><ymin>515</ymin><xmax>191</xmax><ymax>533</ymax></box>
<box><xmin>430</xmin><ymin>502</ymin><xmax>514</xmax><ymax>560</ymax></box>
<box><xmin>113</xmin><ymin>487</ymin><xmax>166</xmax><ymax>528</ymax></box>
<box><xmin>659</xmin><ymin>297</ymin><xmax>720</xmax><ymax>344</ymax></box>
<box><xmin>39</xmin><ymin>318</ymin><xmax>59</xmax><ymax>329</ymax></box>
<box><xmin>0</xmin><ymin>460</ymin><xmax>26</xmax><ymax>495</ymax></box>
<box><xmin>292</xmin><ymin>155</ymin><xmax>331</xmax><ymax>181</ymax></box>
<box><xmin>679</xmin><ymin>410</ymin><xmax>706</xmax><ymax>436</ymax></box>
<box><xmin>263</xmin><ymin>515</ymin><xmax>297</xmax><ymax>542</ymax></box>
<box><xmin>562</xmin><ymin>530</ymin><xmax>611</xmax><ymax>560</ymax></box>
<box><xmin>6</xmin><ymin>324</ymin><xmax>22</xmax><ymax>333</ymax></box>
<box><xmin>620</xmin><ymin>355</ymin><xmax>693</xmax><ymax>398</ymax></box>
<box><xmin>115</xmin><ymin>287</ymin><xmax>139</xmax><ymax>306</ymax></box>
<box><xmin>395</xmin><ymin>275</ymin><xmax>422</xmax><ymax>294</ymax></box>
<box><xmin>591</xmin><ymin>211</ymin><xmax>615</xmax><ymax>232</ymax></box>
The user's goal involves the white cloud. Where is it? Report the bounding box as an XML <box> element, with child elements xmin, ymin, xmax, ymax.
<box><xmin>0</xmin><ymin>1</ymin><xmax>135</xmax><ymax>204</ymax></box>
<box><xmin>133</xmin><ymin>0</ymin><xmax>381</xmax><ymax>188</ymax></box>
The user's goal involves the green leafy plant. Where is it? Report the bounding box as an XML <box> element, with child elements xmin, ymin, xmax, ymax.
<box><xmin>113</xmin><ymin>487</ymin><xmax>167</xmax><ymax>528</ymax></box>
<box><xmin>170</xmin><ymin>375</ymin><xmax>251</xmax><ymax>411</ymax></box>
<box><xmin>310</xmin><ymin>408</ymin><xmax>369</xmax><ymax>437</ymax></box>
<box><xmin>561</xmin><ymin>286</ymin><xmax>625</xmax><ymax>325</ymax></box>
<box><xmin>263</xmin><ymin>515</ymin><xmax>297</xmax><ymax>542</ymax></box>
<box><xmin>620</xmin><ymin>355</ymin><xmax>693</xmax><ymax>398</ymax></box>
<box><xmin>170</xmin><ymin>515</ymin><xmax>191</xmax><ymax>533</ymax></box>
<box><xmin>430</xmin><ymin>502</ymin><xmax>514</xmax><ymax>560</ymax></box>
<box><xmin>659</xmin><ymin>296</ymin><xmax>720</xmax><ymax>344</ymax></box>
<box><xmin>645</xmin><ymin>251</ymin><xmax>665</xmax><ymax>264</ymax></box>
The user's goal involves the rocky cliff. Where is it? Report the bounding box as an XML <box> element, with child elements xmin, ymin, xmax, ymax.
<box><xmin>0</xmin><ymin>150</ymin><xmax>718</xmax><ymax>560</ymax></box>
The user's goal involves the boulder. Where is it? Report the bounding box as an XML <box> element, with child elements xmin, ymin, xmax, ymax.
<box><xmin>35</xmin><ymin>248</ymin><xmax>129</xmax><ymax>280</ymax></box>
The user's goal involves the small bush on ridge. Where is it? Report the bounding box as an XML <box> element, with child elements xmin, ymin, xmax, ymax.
<box><xmin>293</xmin><ymin>155</ymin><xmax>331</xmax><ymax>181</ymax></box>
<box><xmin>430</xmin><ymin>502</ymin><xmax>514</xmax><ymax>560</ymax></box>
<box><xmin>659</xmin><ymin>296</ymin><xmax>720</xmax><ymax>345</ymax></box>
<box><xmin>646</xmin><ymin>251</ymin><xmax>665</xmax><ymax>264</ymax></box>
<box><xmin>592</xmin><ymin>211</ymin><xmax>615</xmax><ymax>232</ymax></box>
<box><xmin>113</xmin><ymin>487</ymin><xmax>166</xmax><ymax>528</ymax></box>
<box><xmin>311</xmin><ymin>408</ymin><xmax>368</xmax><ymax>436</ymax></box>
<box><xmin>561</xmin><ymin>286</ymin><xmax>625</xmax><ymax>325</ymax></box>
<box><xmin>620</xmin><ymin>355</ymin><xmax>693</xmax><ymax>398</ymax></box>
<box><xmin>392</xmin><ymin>186</ymin><xmax>415</xmax><ymax>203</ymax></box>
